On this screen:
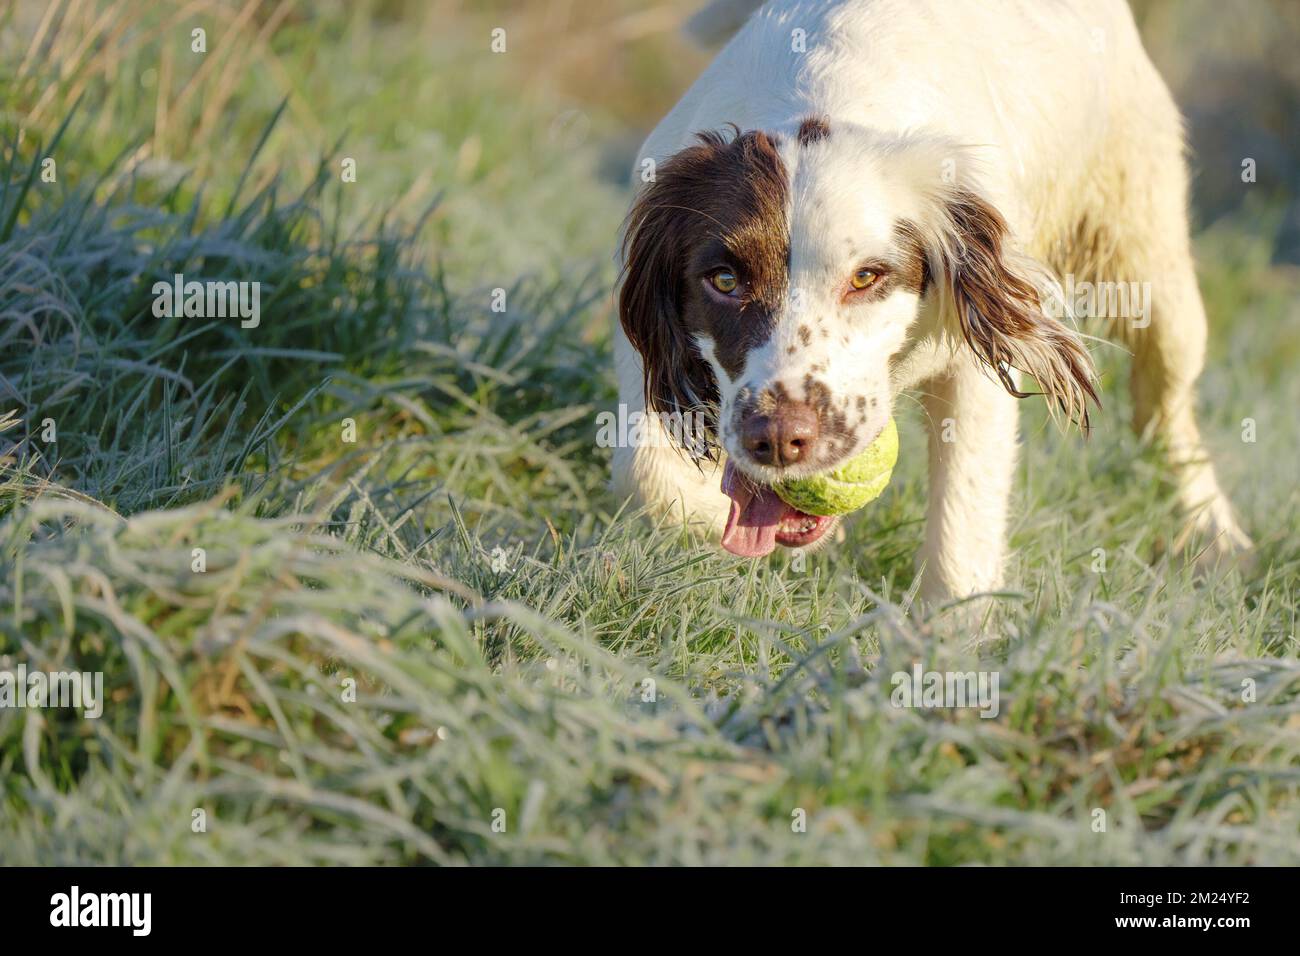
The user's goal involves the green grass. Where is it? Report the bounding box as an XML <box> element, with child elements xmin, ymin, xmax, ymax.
<box><xmin>1</xmin><ymin>1</ymin><xmax>1298</xmax><ymax>865</ymax></box>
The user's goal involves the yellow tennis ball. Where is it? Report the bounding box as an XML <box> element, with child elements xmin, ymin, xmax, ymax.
<box><xmin>774</xmin><ymin>418</ymin><xmax>898</xmax><ymax>516</ymax></box>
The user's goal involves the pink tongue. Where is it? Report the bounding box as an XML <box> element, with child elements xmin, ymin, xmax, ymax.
<box><xmin>720</xmin><ymin>460</ymin><xmax>792</xmax><ymax>557</ymax></box>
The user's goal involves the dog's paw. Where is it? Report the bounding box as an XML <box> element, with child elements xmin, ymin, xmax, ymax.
<box><xmin>1172</xmin><ymin>498</ymin><xmax>1255</xmax><ymax>576</ymax></box>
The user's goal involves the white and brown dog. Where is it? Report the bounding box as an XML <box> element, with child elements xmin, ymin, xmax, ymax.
<box><xmin>613</xmin><ymin>0</ymin><xmax>1250</xmax><ymax>603</ymax></box>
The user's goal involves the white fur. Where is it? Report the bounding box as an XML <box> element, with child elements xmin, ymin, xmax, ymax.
<box><xmin>614</xmin><ymin>0</ymin><xmax>1251</xmax><ymax>603</ymax></box>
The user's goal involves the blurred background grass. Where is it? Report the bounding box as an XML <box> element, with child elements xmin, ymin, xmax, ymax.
<box><xmin>0</xmin><ymin>0</ymin><xmax>1297</xmax><ymax>865</ymax></box>
<box><xmin>2</xmin><ymin>0</ymin><xmax>712</xmax><ymax>280</ymax></box>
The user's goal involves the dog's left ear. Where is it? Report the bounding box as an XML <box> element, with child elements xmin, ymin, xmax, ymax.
<box><xmin>937</xmin><ymin>189</ymin><xmax>1099</xmax><ymax>429</ymax></box>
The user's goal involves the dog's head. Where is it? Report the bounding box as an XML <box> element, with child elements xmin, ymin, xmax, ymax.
<box><xmin>619</xmin><ymin>118</ymin><xmax>1097</xmax><ymax>555</ymax></box>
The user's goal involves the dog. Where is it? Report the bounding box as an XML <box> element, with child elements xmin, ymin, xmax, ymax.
<box><xmin>613</xmin><ymin>0</ymin><xmax>1251</xmax><ymax>603</ymax></box>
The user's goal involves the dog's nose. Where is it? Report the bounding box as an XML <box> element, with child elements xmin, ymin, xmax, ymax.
<box><xmin>741</xmin><ymin>402</ymin><xmax>820</xmax><ymax>467</ymax></box>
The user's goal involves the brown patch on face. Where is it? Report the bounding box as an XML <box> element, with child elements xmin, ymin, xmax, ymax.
<box><xmin>619</xmin><ymin>127</ymin><xmax>791</xmax><ymax>433</ymax></box>
<box><xmin>797</xmin><ymin>114</ymin><xmax>830</xmax><ymax>147</ymax></box>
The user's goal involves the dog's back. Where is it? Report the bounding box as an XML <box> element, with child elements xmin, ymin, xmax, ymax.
<box><xmin>653</xmin><ymin>0</ymin><xmax>1160</xmax><ymax>204</ymax></box>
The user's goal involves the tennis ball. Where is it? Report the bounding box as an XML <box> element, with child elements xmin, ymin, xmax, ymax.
<box><xmin>773</xmin><ymin>418</ymin><xmax>898</xmax><ymax>516</ymax></box>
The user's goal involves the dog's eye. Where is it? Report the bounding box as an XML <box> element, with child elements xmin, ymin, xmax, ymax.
<box><xmin>708</xmin><ymin>270</ymin><xmax>739</xmax><ymax>295</ymax></box>
<box><xmin>850</xmin><ymin>268</ymin><xmax>879</xmax><ymax>290</ymax></box>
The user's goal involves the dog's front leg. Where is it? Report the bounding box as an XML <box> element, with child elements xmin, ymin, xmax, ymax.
<box><xmin>917</xmin><ymin>356</ymin><xmax>1020</xmax><ymax>606</ymax></box>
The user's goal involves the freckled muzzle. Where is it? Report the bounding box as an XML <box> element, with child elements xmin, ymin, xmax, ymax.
<box><xmin>728</xmin><ymin>372</ymin><xmax>863</xmax><ymax>473</ymax></box>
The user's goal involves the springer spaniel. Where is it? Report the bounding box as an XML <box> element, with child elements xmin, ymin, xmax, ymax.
<box><xmin>613</xmin><ymin>0</ymin><xmax>1251</xmax><ymax>603</ymax></box>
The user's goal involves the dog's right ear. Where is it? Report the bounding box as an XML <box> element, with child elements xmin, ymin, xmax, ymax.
<box><xmin>618</xmin><ymin>135</ymin><xmax>733</xmax><ymax>429</ymax></box>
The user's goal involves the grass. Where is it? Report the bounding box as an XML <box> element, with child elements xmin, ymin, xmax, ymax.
<box><xmin>1</xmin><ymin>0</ymin><xmax>1298</xmax><ymax>865</ymax></box>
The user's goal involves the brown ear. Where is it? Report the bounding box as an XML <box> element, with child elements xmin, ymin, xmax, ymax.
<box><xmin>618</xmin><ymin>135</ymin><xmax>735</xmax><ymax>448</ymax></box>
<box><xmin>940</xmin><ymin>190</ymin><xmax>1098</xmax><ymax>430</ymax></box>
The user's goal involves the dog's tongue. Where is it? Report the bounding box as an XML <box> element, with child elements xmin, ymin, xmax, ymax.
<box><xmin>720</xmin><ymin>460</ymin><xmax>790</xmax><ymax>557</ymax></box>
